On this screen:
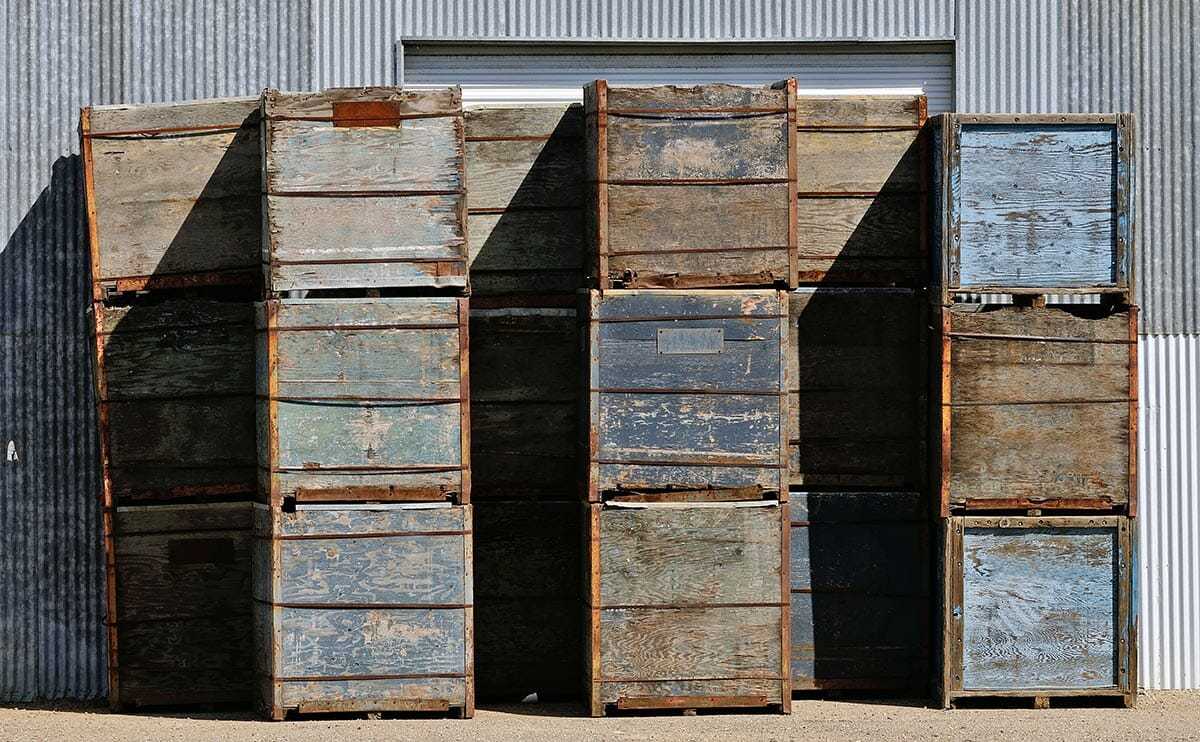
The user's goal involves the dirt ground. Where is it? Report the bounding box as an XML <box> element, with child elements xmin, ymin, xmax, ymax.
<box><xmin>2</xmin><ymin>691</ymin><xmax>1199</xmax><ymax>742</ymax></box>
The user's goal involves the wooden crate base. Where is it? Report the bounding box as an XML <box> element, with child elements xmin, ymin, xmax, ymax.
<box><xmin>945</xmin><ymin>689</ymin><xmax>1135</xmax><ymax>710</ymax></box>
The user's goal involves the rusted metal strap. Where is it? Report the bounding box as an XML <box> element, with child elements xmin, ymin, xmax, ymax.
<box><xmin>947</xmin><ymin>399</ymin><xmax>1132</xmax><ymax>406</ymax></box>
<box><xmin>255</xmin><ymin>598</ymin><xmax>471</xmax><ymax>610</ymax></box>
<box><xmin>262</xmin><ymin>395</ymin><xmax>461</xmax><ymax>404</ymax></box>
<box><xmin>607</xmin><ymin>245</ymin><xmax>789</xmax><ymax>256</ymax></box>
<box><xmin>592</xmin><ymin>314</ymin><xmax>786</xmax><ymax>323</ymax></box>
<box><xmin>957</xmin><ymin>498</ymin><xmax>1122</xmax><ymax>512</ymax></box>
<box><xmin>947</xmin><ymin>331</ymin><xmax>1136</xmax><ymax>344</ymax></box>
<box><xmin>266</xmin><ymin>188</ymin><xmax>464</xmax><ymax>198</ymax></box>
<box><xmin>265</xmin><ymin>256</ymin><xmax>465</xmax><ymax>266</ymax></box>
<box><xmin>293</xmin><ymin>485</ymin><xmax>452</xmax><ymax>502</ymax></box>
<box><xmin>263</xmin><ymin>530</ymin><xmax>471</xmax><ymax>541</ymax></box>
<box><xmin>96</xmin><ymin>269</ymin><xmax>258</xmax><ymax>294</ymax></box>
<box><xmin>599</xmin><ymin>177</ymin><xmax>790</xmax><ymax>186</ymax></box>
<box><xmin>616</xmin><ymin>695</ymin><xmax>770</xmax><ymax>710</ymax></box>
<box><xmin>607</xmin><ymin>486</ymin><xmax>763</xmax><ymax>503</ymax></box>
<box><xmin>259</xmin><ymin>323</ymin><xmax>460</xmax><ymax>332</ymax></box>
<box><xmin>605</xmin><ymin>106</ymin><xmax>790</xmax><ymax>116</ymax></box>
<box><xmin>600</xmin><ymin>602</ymin><xmax>787</xmax><ymax>610</ymax></box>
<box><xmin>83</xmin><ymin>122</ymin><xmax>256</xmax><ymax>138</ymax></box>
<box><xmin>593</xmin><ymin>387</ymin><xmax>783</xmax><ymax>396</ymax></box>
<box><xmin>617</xmin><ymin>271</ymin><xmax>787</xmax><ymax>289</ymax></box>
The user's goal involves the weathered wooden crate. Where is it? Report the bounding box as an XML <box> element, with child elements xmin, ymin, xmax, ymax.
<box><xmin>82</xmin><ymin>98</ymin><xmax>261</xmax><ymax>299</ymax></box>
<box><xmin>465</xmin><ymin>106</ymin><xmax>586</xmax><ymax>295</ymax></box>
<box><xmin>584</xmin><ymin>500</ymin><xmax>790</xmax><ymax>715</ymax></box>
<box><xmin>940</xmin><ymin>515</ymin><xmax>1136</xmax><ymax>708</ymax></box>
<box><xmin>257</xmin><ymin>297</ymin><xmax>470</xmax><ymax>506</ymax></box>
<box><xmin>794</xmin><ymin>96</ymin><xmax>927</xmax><ymax>285</ymax></box>
<box><xmin>933</xmin><ymin>113</ymin><xmax>1135</xmax><ymax>301</ymax></box>
<box><xmin>254</xmin><ymin>503</ymin><xmax>474</xmax><ymax>718</ymax></box>
<box><xmin>474</xmin><ymin>501</ymin><xmax>581</xmax><ymax>701</ymax></box>
<box><xmin>92</xmin><ymin>298</ymin><xmax>256</xmax><ymax>505</ymax></box>
<box><xmin>470</xmin><ymin>303</ymin><xmax>578</xmax><ymax>499</ymax></box>
<box><xmin>261</xmin><ymin>87</ymin><xmax>467</xmax><ymax>293</ymax></box>
<box><xmin>937</xmin><ymin>304</ymin><xmax>1137</xmax><ymax>514</ymax></box>
<box><xmin>789</xmin><ymin>492</ymin><xmax>929</xmax><ymax>692</ymax></box>
<box><xmin>584</xmin><ymin>81</ymin><xmax>798</xmax><ymax>289</ymax></box>
<box><xmin>107</xmin><ymin>501</ymin><xmax>253</xmax><ymax>709</ymax></box>
<box><xmin>788</xmin><ymin>288</ymin><xmax>926</xmax><ymax>489</ymax></box>
<box><xmin>584</xmin><ymin>290</ymin><xmax>789</xmax><ymax>501</ymax></box>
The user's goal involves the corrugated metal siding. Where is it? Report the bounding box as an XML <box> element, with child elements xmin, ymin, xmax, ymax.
<box><xmin>957</xmin><ymin>0</ymin><xmax>1199</xmax><ymax>335</ymax></box>
<box><xmin>0</xmin><ymin>0</ymin><xmax>314</xmax><ymax>703</ymax></box>
<box><xmin>1139</xmin><ymin>334</ymin><xmax>1200</xmax><ymax>690</ymax></box>
<box><xmin>2</xmin><ymin>0</ymin><xmax>1197</xmax><ymax>701</ymax></box>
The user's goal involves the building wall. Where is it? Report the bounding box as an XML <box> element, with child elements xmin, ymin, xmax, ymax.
<box><xmin>0</xmin><ymin>0</ymin><xmax>1196</xmax><ymax>700</ymax></box>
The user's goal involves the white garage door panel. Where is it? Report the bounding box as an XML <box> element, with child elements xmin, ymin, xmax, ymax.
<box><xmin>402</xmin><ymin>49</ymin><xmax>954</xmax><ymax>112</ymax></box>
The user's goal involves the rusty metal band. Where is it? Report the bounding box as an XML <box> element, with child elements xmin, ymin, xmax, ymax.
<box><xmin>601</xmin><ymin>106</ymin><xmax>790</xmax><ymax>116</ymax></box>
<box><xmin>257</xmin><ymin>323</ymin><xmax>460</xmax><ymax>332</ymax></box>
<box><xmin>593</xmin><ymin>314</ymin><xmax>786</xmax><ymax>323</ymax></box>
<box><xmin>596</xmin><ymin>675</ymin><xmax>786</xmax><ymax>683</ymax></box>
<box><xmin>261</xmin><ymin>464</ymin><xmax>465</xmax><ymax>473</ymax></box>
<box><xmin>272</xmin><ymin>672</ymin><xmax>468</xmax><ymax>682</ymax></box>
<box><xmin>597</xmin><ymin>602</ymin><xmax>786</xmax><ymax>610</ymax></box>
<box><xmin>265</xmin><ymin>188</ymin><xmax>464</xmax><ymax>198</ymax></box>
<box><xmin>598</xmin><ymin>177</ymin><xmax>789</xmax><ymax>186</ymax></box>
<box><xmin>264</xmin><ymin>256</ymin><xmax>465</xmax><ymax>266</ymax></box>
<box><xmin>955</xmin><ymin>498</ymin><xmax>1121</xmax><ymax>512</ymax></box>
<box><xmin>947</xmin><ymin>398</ymin><xmax>1132</xmax><ymax>406</ymax></box>
<box><xmin>467</xmin><ymin>205</ymin><xmax>584</xmax><ymax>214</ymax></box>
<box><xmin>259</xmin><ymin>530</ymin><xmax>471</xmax><ymax>541</ymax></box>
<box><xmin>266</xmin><ymin>111</ymin><xmax>459</xmax><ymax>122</ymax></box>
<box><xmin>83</xmin><ymin>122</ymin><xmax>256</xmax><ymax>138</ymax></box>
<box><xmin>593</xmin><ymin>387</ymin><xmax>783</xmax><ymax>396</ymax></box>
<box><xmin>606</xmin><ymin>245</ymin><xmax>789</xmax><ymax>256</ymax></box>
<box><xmin>254</xmin><ymin>598</ymin><xmax>471</xmax><ymax>610</ymax></box>
<box><xmin>594</xmin><ymin>458</ymin><xmax>781</xmax><ymax>469</ymax></box>
<box><xmin>262</xmin><ymin>395</ymin><xmax>461</xmax><ymax>404</ymax></box>
<box><xmin>947</xmin><ymin>332</ymin><xmax>1136</xmax><ymax>344</ymax></box>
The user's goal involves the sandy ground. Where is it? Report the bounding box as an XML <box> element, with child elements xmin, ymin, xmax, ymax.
<box><xmin>2</xmin><ymin>692</ymin><xmax>1198</xmax><ymax>742</ymax></box>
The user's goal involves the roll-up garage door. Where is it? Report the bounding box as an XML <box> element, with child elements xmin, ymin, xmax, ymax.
<box><xmin>400</xmin><ymin>42</ymin><xmax>954</xmax><ymax>112</ymax></box>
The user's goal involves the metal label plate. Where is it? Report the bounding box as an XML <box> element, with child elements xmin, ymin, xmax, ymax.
<box><xmin>657</xmin><ymin>327</ymin><xmax>724</xmax><ymax>354</ymax></box>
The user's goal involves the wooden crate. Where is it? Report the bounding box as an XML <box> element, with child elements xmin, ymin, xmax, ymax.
<box><xmin>107</xmin><ymin>502</ymin><xmax>253</xmax><ymax>709</ymax></box>
<box><xmin>789</xmin><ymin>492</ymin><xmax>929</xmax><ymax>693</ymax></box>
<box><xmin>788</xmin><ymin>288</ymin><xmax>926</xmax><ymax>489</ymax></box>
<box><xmin>464</xmin><ymin>106</ymin><xmax>586</xmax><ymax>295</ymax></box>
<box><xmin>940</xmin><ymin>515</ymin><xmax>1136</xmax><ymax>708</ymax></box>
<box><xmin>257</xmin><ymin>297</ymin><xmax>470</xmax><ymax>506</ymax></box>
<box><xmin>584</xmin><ymin>81</ymin><xmax>798</xmax><ymax>289</ymax></box>
<box><xmin>584</xmin><ymin>500</ymin><xmax>790</xmax><ymax>715</ymax></box>
<box><xmin>933</xmin><ymin>113</ymin><xmax>1135</xmax><ymax>301</ymax></box>
<box><xmin>261</xmin><ymin>87</ymin><xmax>467</xmax><ymax>293</ymax></box>
<box><xmin>584</xmin><ymin>290</ymin><xmax>789</xmax><ymax>501</ymax></box>
<box><xmin>93</xmin><ymin>298</ymin><xmax>256</xmax><ymax>505</ymax></box>
<box><xmin>254</xmin><ymin>503</ymin><xmax>474</xmax><ymax>718</ymax></box>
<box><xmin>474</xmin><ymin>501</ymin><xmax>581</xmax><ymax>701</ymax></box>
<box><xmin>81</xmin><ymin>98</ymin><xmax>261</xmax><ymax>299</ymax></box>
<box><xmin>937</xmin><ymin>304</ymin><xmax>1137</xmax><ymax>514</ymax></box>
<box><xmin>794</xmin><ymin>96</ymin><xmax>928</xmax><ymax>285</ymax></box>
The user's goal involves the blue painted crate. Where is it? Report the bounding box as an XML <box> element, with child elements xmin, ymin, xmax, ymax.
<box><xmin>940</xmin><ymin>515</ymin><xmax>1136</xmax><ymax>708</ymax></box>
<box><xmin>256</xmin><ymin>297</ymin><xmax>470</xmax><ymax>506</ymax></box>
<box><xmin>583</xmin><ymin>289</ymin><xmax>789</xmax><ymax>501</ymax></box>
<box><xmin>253</xmin><ymin>503</ymin><xmax>474</xmax><ymax>718</ymax></box>
<box><xmin>935</xmin><ymin>113</ymin><xmax>1134</xmax><ymax>298</ymax></box>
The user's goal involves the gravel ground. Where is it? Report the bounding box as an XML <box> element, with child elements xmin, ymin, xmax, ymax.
<box><xmin>2</xmin><ymin>691</ymin><xmax>1198</xmax><ymax>742</ymax></box>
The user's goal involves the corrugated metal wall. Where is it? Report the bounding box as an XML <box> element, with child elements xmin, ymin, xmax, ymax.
<box><xmin>0</xmin><ymin>0</ymin><xmax>314</xmax><ymax>703</ymax></box>
<box><xmin>1</xmin><ymin>0</ymin><xmax>1196</xmax><ymax>700</ymax></box>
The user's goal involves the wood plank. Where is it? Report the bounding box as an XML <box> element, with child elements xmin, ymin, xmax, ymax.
<box><xmin>469</xmin><ymin>309</ymin><xmax>578</xmax><ymax>403</ymax></box>
<box><xmin>599</xmin><ymin>678</ymin><xmax>783</xmax><ymax>706</ymax></box>
<box><xmin>795</xmin><ymin>96</ymin><xmax>922</xmax><ymax>128</ymax></box>
<box><xmin>464</xmin><ymin>105</ymin><xmax>583</xmax><ymax>139</ymax></box>
<box><xmin>599</xmin><ymin>606</ymin><xmax>782</xmax><ymax>681</ymax></box>
<box><xmin>465</xmin><ymin>138</ymin><xmax>583</xmax><ymax>210</ymax></box>
<box><xmin>264</xmin><ymin>193</ymin><xmax>464</xmax><ymax>258</ymax></box>
<box><xmin>599</xmin><ymin>505</ymin><xmax>783</xmax><ymax>606</ymax></box>
<box><xmin>276</xmin><ymin>606</ymin><xmax>467</xmax><ymax>677</ymax></box>
<box><xmin>263</xmin><ymin>497</ymin><xmax>467</xmax><ymax>538</ymax></box>
<box><xmin>264</xmin><ymin>87</ymin><xmax>460</xmax><ymax>119</ymax></box>
<box><xmin>470</xmin><ymin>402</ymin><xmax>576</xmax><ymax>498</ymax></box>
<box><xmin>597</xmin><ymin>393</ymin><xmax>781</xmax><ymax>464</ymax></box>
<box><xmin>959</xmin><ymin>523</ymin><xmax>1120</xmax><ymax>690</ymax></box>
<box><xmin>790</xmin><ymin>593</ymin><xmax>929</xmax><ymax>688</ymax></box>
<box><xmin>267</xmin><ymin>118</ymin><xmax>460</xmax><ymax>193</ymax></box>
<box><xmin>796</xmin><ymin>129</ymin><xmax>921</xmax><ymax>192</ymax></box>
<box><xmin>467</xmin><ymin>210</ymin><xmax>585</xmax><ymax>294</ymax></box>
<box><xmin>594</xmin><ymin>289</ymin><xmax>783</xmax><ymax>319</ymax></box>
<box><xmin>606</xmin><ymin>115</ymin><xmax>788</xmax><ymax>180</ymax></box>
<box><xmin>88</xmin><ymin>96</ymin><xmax>259</xmax><ymax>134</ymax></box>
<box><xmin>276</xmin><ymin>677</ymin><xmax>468</xmax><ymax>709</ymax></box>
<box><xmin>597</xmin><ymin>462</ymin><xmax>781</xmax><ymax>493</ymax></box>
<box><xmin>605</xmin><ymin>83</ymin><xmax>788</xmax><ymax>111</ymax></box>
<box><xmin>955</xmin><ymin>123</ymin><xmax>1119</xmax><ymax>288</ymax></box>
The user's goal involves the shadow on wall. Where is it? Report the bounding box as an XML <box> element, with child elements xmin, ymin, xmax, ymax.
<box><xmin>790</xmin><ymin>125</ymin><xmax>932</xmax><ymax>696</ymax></box>
<box><xmin>0</xmin><ymin>154</ymin><xmax>106</xmax><ymax>701</ymax></box>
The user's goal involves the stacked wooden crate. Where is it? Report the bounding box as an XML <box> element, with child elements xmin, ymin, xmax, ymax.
<box><xmin>462</xmin><ymin>103</ymin><xmax>587</xmax><ymax>700</ymax></box>
<box><xmin>581</xmin><ymin>81</ymin><xmax>794</xmax><ymax>716</ymax></box>
<box><xmin>254</xmin><ymin>87</ymin><xmax>473</xmax><ymax>719</ymax></box>
<box><xmin>82</xmin><ymin>98</ymin><xmax>261</xmax><ymax>710</ymax></box>
<box><xmin>932</xmin><ymin>113</ymin><xmax>1138</xmax><ymax>708</ymax></box>
<box><xmin>787</xmin><ymin>96</ymin><xmax>932</xmax><ymax>694</ymax></box>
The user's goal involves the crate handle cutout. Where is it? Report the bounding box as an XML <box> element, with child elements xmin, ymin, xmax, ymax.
<box><xmin>657</xmin><ymin>327</ymin><xmax>723</xmax><ymax>354</ymax></box>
